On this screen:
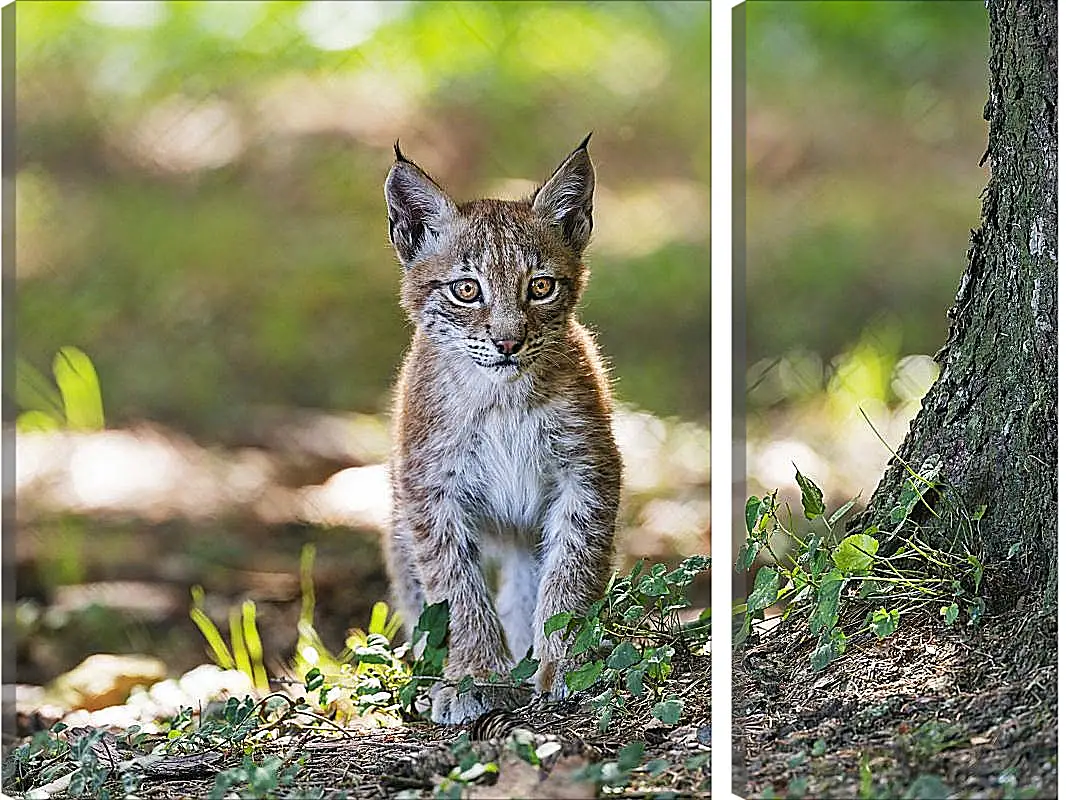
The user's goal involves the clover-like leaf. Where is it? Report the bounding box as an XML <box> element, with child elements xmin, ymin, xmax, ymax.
<box><xmin>652</xmin><ymin>698</ymin><xmax>683</xmax><ymax>725</ymax></box>
<box><xmin>869</xmin><ymin>607</ymin><xmax>900</xmax><ymax>639</ymax></box>
<box><xmin>941</xmin><ymin>602</ymin><xmax>959</xmax><ymax>626</ymax></box>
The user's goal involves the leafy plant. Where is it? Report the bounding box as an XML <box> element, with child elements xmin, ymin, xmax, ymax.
<box><xmin>572</xmin><ymin>739</ymin><xmax>647</xmax><ymax>788</ymax></box>
<box><xmin>3</xmin><ymin>723</ymin><xmax>77</xmax><ymax>796</ymax></box>
<box><xmin>292</xmin><ymin>544</ymin><xmax>411</xmax><ymax>723</ymax></box>
<box><xmin>547</xmin><ymin>555</ymin><xmax>710</xmax><ymax>732</ymax></box>
<box><xmin>189</xmin><ymin>585</ymin><xmax>270</xmax><ymax>692</ymax></box>
<box><xmin>428</xmin><ymin>733</ymin><xmax>500</xmax><ymax>798</ymax></box>
<box><xmin>734</xmin><ymin>458</ymin><xmax>987</xmax><ymax>671</ymax></box>
<box><xmin>208</xmin><ymin>754</ymin><xmax>300</xmax><ymax>800</ymax></box>
<box><xmin>16</xmin><ymin>346</ymin><xmax>105</xmax><ymax>432</ymax></box>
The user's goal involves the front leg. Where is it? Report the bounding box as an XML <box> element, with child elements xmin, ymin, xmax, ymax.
<box><xmin>533</xmin><ymin>475</ymin><xmax>617</xmax><ymax>698</ymax></box>
<box><xmin>406</xmin><ymin>496</ymin><xmax>515</xmax><ymax>723</ymax></box>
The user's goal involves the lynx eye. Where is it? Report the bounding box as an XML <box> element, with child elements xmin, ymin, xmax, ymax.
<box><xmin>528</xmin><ymin>276</ymin><xmax>556</xmax><ymax>301</ymax></box>
<box><xmin>449</xmin><ymin>279</ymin><xmax>482</xmax><ymax>304</ymax></box>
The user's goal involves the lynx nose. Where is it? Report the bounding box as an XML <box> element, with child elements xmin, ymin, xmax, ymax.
<box><xmin>493</xmin><ymin>337</ymin><xmax>524</xmax><ymax>355</ymax></box>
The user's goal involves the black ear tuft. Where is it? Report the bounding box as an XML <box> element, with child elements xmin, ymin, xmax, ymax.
<box><xmin>532</xmin><ymin>140</ymin><xmax>596</xmax><ymax>254</ymax></box>
<box><xmin>384</xmin><ymin>153</ymin><xmax>456</xmax><ymax>266</ymax></box>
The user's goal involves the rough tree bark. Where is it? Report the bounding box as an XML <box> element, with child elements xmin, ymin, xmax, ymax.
<box><xmin>857</xmin><ymin>0</ymin><xmax>1057</xmax><ymax>607</ymax></box>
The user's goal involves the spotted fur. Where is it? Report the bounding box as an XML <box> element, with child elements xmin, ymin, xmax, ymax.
<box><xmin>383</xmin><ymin>137</ymin><xmax>621</xmax><ymax>725</ymax></box>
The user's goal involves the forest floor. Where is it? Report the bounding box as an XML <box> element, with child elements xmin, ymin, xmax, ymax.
<box><xmin>6</xmin><ymin>649</ymin><xmax>710</xmax><ymax>798</ymax></box>
<box><xmin>733</xmin><ymin>604</ymin><xmax>1056</xmax><ymax>799</ymax></box>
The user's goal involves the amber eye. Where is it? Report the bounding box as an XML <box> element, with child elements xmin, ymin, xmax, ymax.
<box><xmin>449</xmin><ymin>279</ymin><xmax>482</xmax><ymax>303</ymax></box>
<box><xmin>528</xmin><ymin>276</ymin><xmax>556</xmax><ymax>300</ymax></box>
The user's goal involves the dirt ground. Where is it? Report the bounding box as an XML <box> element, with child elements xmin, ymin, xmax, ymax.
<box><xmin>733</xmin><ymin>604</ymin><xmax>1056</xmax><ymax>799</ymax></box>
<box><xmin>8</xmin><ymin>650</ymin><xmax>709</xmax><ymax>798</ymax></box>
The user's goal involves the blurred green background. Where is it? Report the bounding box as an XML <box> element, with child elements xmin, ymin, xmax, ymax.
<box><xmin>12</xmin><ymin>1</ymin><xmax>711</xmax><ymax>694</ymax></box>
<box><xmin>17</xmin><ymin>0</ymin><xmax>711</xmax><ymax>438</ymax></box>
<box><xmin>741</xmin><ymin>1</ymin><xmax>990</xmax><ymax>586</ymax></box>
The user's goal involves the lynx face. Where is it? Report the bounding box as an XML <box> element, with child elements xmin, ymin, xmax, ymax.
<box><xmin>385</xmin><ymin>138</ymin><xmax>594</xmax><ymax>380</ymax></box>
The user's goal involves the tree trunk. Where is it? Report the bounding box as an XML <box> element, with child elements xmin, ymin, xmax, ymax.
<box><xmin>856</xmin><ymin>0</ymin><xmax>1057</xmax><ymax>607</ymax></box>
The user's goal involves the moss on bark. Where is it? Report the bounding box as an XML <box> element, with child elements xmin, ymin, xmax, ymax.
<box><xmin>855</xmin><ymin>0</ymin><xmax>1057</xmax><ymax>607</ymax></box>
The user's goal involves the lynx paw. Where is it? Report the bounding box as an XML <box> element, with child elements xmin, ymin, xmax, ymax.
<box><xmin>429</xmin><ymin>681</ymin><xmax>528</xmax><ymax>726</ymax></box>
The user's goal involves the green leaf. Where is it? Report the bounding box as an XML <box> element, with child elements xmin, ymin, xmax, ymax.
<box><xmin>625</xmin><ymin>666</ymin><xmax>645</xmax><ymax>696</ymax></box>
<box><xmin>241</xmin><ymin>600</ymin><xmax>268</xmax><ymax>692</ymax></box>
<box><xmin>397</xmin><ymin>680</ymin><xmax>419</xmax><ymax>711</ymax></box>
<box><xmin>736</xmin><ymin>538</ymin><xmax>760</xmax><ymax>573</ymax></box>
<box><xmin>859</xmin><ymin>754</ymin><xmax>872</xmax><ymax>797</ymax></box>
<box><xmin>678</xmin><ymin>554</ymin><xmax>710</xmax><ymax>573</ymax></box>
<box><xmin>732</xmin><ymin>613</ymin><xmax>752</xmax><ymax>647</ymax></box>
<box><xmin>189</xmin><ymin>586</ymin><xmax>235</xmax><ymax>670</ymax></box>
<box><xmin>940</xmin><ymin>602</ymin><xmax>959</xmax><ymax>626</ymax></box>
<box><xmin>15</xmin><ymin>357</ymin><xmax>64</xmax><ymax>420</ymax></box>
<box><xmin>685</xmin><ymin>752</ymin><xmax>710</xmax><ymax>770</ymax></box>
<box><xmin>543</xmin><ymin>611</ymin><xmax>572</xmax><ymax>637</ymax></box>
<box><xmin>746</xmin><ymin>566</ymin><xmax>780</xmax><ymax>611</ymax></box>
<box><xmin>638</xmin><ymin>574</ymin><xmax>670</xmax><ymax>597</ymax></box>
<box><xmin>826</xmin><ymin>494</ymin><xmax>861</xmax><ymax>527</ymax></box>
<box><xmin>303</xmin><ymin>668</ymin><xmax>323</xmax><ymax>693</ymax></box>
<box><xmin>745</xmin><ymin>495</ymin><xmax>762</xmax><ymax>534</ymax></box>
<box><xmin>571</xmin><ymin>620</ymin><xmax>603</xmax><ymax>656</ymax></box>
<box><xmin>890</xmin><ymin>455</ymin><xmax>942</xmax><ymax>523</ymax></box>
<box><xmin>510</xmin><ymin>655</ymin><xmax>538</xmax><ymax>684</ymax></box>
<box><xmin>869</xmin><ymin>607</ymin><xmax>900</xmax><ymax>639</ymax></box>
<box><xmin>646</xmin><ymin>758</ymin><xmax>669</xmax><ymax>776</ymax></box>
<box><xmin>809</xmin><ymin>627</ymin><xmax>846</xmax><ymax>671</ymax></box>
<box><xmin>597</xmin><ymin>704</ymin><xmax>614</xmax><ymax>733</ymax></box>
<box><xmin>16</xmin><ymin>410</ymin><xmax>62</xmax><ymax>433</ymax></box>
<box><xmin>457</xmin><ymin>675</ymin><xmax>474</xmax><ymax>694</ymax></box>
<box><xmin>615</xmin><ymin>740</ymin><xmax>645</xmax><ymax>772</ymax></box>
<box><xmin>414</xmin><ymin>601</ymin><xmax>449</xmax><ymax>648</ymax></box>
<box><xmin>810</xmin><ymin>548</ymin><xmax>828</xmax><ymax>580</ymax></box>
<box><xmin>793</xmin><ymin>465</ymin><xmax>826</xmax><ymax>519</ymax></box>
<box><xmin>564</xmin><ymin>660</ymin><xmax>604</xmax><ymax>693</ymax></box>
<box><xmin>903</xmin><ymin>775</ymin><xmax>949</xmax><ymax>800</ymax></box>
<box><xmin>831</xmin><ymin>533</ymin><xmax>879</xmax><ymax>573</ymax></box>
<box><xmin>622</xmin><ymin>605</ymin><xmax>644</xmax><ymax>624</ymax></box>
<box><xmin>628</xmin><ymin>559</ymin><xmax>645</xmax><ymax>582</ymax></box>
<box><xmin>858</xmin><ymin>578</ymin><xmax>881</xmax><ymax>599</ymax></box>
<box><xmin>967</xmin><ymin>555</ymin><xmax>984</xmax><ymax>592</ymax></box>
<box><xmin>651</xmin><ymin>697</ymin><xmax>683</xmax><ymax>725</ymax></box>
<box><xmin>809</xmin><ymin>570</ymin><xmax>844</xmax><ymax>634</ymax></box>
<box><xmin>606</xmin><ymin>641</ymin><xmax>641</xmax><ymax>670</ymax></box>
<box><xmin>53</xmin><ymin>346</ymin><xmax>105</xmax><ymax>430</ymax></box>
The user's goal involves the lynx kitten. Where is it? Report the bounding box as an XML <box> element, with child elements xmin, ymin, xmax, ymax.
<box><xmin>383</xmin><ymin>136</ymin><xmax>621</xmax><ymax>725</ymax></box>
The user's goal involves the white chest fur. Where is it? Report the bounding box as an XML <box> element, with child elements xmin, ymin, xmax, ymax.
<box><xmin>466</xmin><ymin>403</ymin><xmax>552</xmax><ymax>536</ymax></box>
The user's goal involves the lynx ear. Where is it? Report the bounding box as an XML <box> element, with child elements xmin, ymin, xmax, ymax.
<box><xmin>385</xmin><ymin>143</ymin><xmax>457</xmax><ymax>266</ymax></box>
<box><xmin>532</xmin><ymin>133</ymin><xmax>595</xmax><ymax>254</ymax></box>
